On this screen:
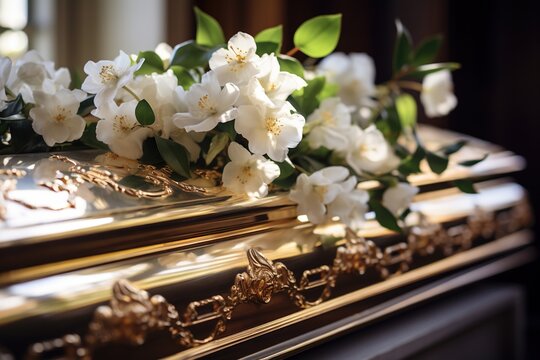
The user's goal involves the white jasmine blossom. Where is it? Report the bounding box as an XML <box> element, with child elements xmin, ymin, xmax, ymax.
<box><xmin>305</xmin><ymin>97</ymin><xmax>353</xmax><ymax>151</ymax></box>
<box><xmin>318</xmin><ymin>52</ymin><xmax>376</xmax><ymax>108</ymax></box>
<box><xmin>82</xmin><ymin>50</ymin><xmax>143</xmax><ymax>106</ymax></box>
<box><xmin>155</xmin><ymin>42</ymin><xmax>173</xmax><ymax>68</ymax></box>
<box><xmin>289</xmin><ymin>166</ymin><xmax>354</xmax><ymax>224</ymax></box>
<box><xmin>7</xmin><ymin>50</ymin><xmax>71</xmax><ymax>103</ymax></box>
<box><xmin>126</xmin><ymin>70</ymin><xmax>180</xmax><ymax>133</ymax></box>
<box><xmin>420</xmin><ymin>70</ymin><xmax>457</xmax><ymax>117</ymax></box>
<box><xmin>236</xmin><ymin>101</ymin><xmax>304</xmax><ymax>162</ymax></box>
<box><xmin>95</xmin><ymin>101</ymin><xmax>153</xmax><ymax>160</ymax></box>
<box><xmin>29</xmin><ymin>89</ymin><xmax>87</xmax><ymax>147</ymax></box>
<box><xmin>0</xmin><ymin>56</ymin><xmax>12</xmax><ymax>111</ymax></box>
<box><xmin>209</xmin><ymin>32</ymin><xmax>261</xmax><ymax>85</ymax></box>
<box><xmin>382</xmin><ymin>182</ymin><xmax>419</xmax><ymax>216</ymax></box>
<box><xmin>242</xmin><ymin>53</ymin><xmax>306</xmax><ymax>108</ymax></box>
<box><xmin>343</xmin><ymin>125</ymin><xmax>399</xmax><ymax>175</ymax></box>
<box><xmin>222</xmin><ymin>142</ymin><xmax>280</xmax><ymax>198</ymax></box>
<box><xmin>172</xmin><ymin>71</ymin><xmax>239</xmax><ymax>133</ymax></box>
<box><xmin>327</xmin><ymin>177</ymin><xmax>369</xmax><ymax>229</ymax></box>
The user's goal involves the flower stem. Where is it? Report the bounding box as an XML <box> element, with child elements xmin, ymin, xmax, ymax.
<box><xmin>286</xmin><ymin>47</ymin><xmax>300</xmax><ymax>57</ymax></box>
<box><xmin>123</xmin><ymin>86</ymin><xmax>141</xmax><ymax>101</ymax></box>
<box><xmin>294</xmin><ymin>164</ymin><xmax>309</xmax><ymax>175</ymax></box>
<box><xmin>397</xmin><ymin>80</ymin><xmax>423</xmax><ymax>92</ymax></box>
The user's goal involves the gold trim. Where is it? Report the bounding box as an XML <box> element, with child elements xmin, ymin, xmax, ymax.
<box><xmin>23</xmin><ymin>200</ymin><xmax>532</xmax><ymax>358</ymax></box>
<box><xmin>255</xmin><ymin>247</ymin><xmax>536</xmax><ymax>360</ymax></box>
<box><xmin>50</xmin><ymin>154</ymin><xmax>209</xmax><ymax>198</ymax></box>
<box><xmin>174</xmin><ymin>230</ymin><xmax>533</xmax><ymax>360</ymax></box>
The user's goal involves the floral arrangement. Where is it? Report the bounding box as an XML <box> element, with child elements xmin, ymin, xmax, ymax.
<box><xmin>0</xmin><ymin>9</ymin><xmax>485</xmax><ymax>232</ymax></box>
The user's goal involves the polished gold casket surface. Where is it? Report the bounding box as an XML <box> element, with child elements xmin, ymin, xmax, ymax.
<box><xmin>0</xmin><ymin>125</ymin><xmax>533</xmax><ymax>359</ymax></box>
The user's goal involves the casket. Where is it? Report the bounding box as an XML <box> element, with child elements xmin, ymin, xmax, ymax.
<box><xmin>0</xmin><ymin>125</ymin><xmax>534</xmax><ymax>359</ymax></box>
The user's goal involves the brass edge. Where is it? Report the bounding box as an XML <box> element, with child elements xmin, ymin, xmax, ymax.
<box><xmin>173</xmin><ymin>230</ymin><xmax>533</xmax><ymax>360</ymax></box>
<box><xmin>22</xmin><ymin>201</ymin><xmax>532</xmax><ymax>359</ymax></box>
<box><xmin>255</xmin><ymin>247</ymin><xmax>537</xmax><ymax>360</ymax></box>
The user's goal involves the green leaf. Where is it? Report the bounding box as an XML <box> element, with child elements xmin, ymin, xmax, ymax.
<box><xmin>135</xmin><ymin>51</ymin><xmax>164</xmax><ymax>75</ymax></box>
<box><xmin>135</xmin><ymin>99</ymin><xmax>155</xmax><ymax>126</ymax></box>
<box><xmin>369</xmin><ymin>200</ymin><xmax>402</xmax><ymax>233</ymax></box>
<box><xmin>426</xmin><ymin>151</ymin><xmax>449</xmax><ymax>174</ymax></box>
<box><xmin>395</xmin><ymin>93</ymin><xmax>417</xmax><ymax>129</ymax></box>
<box><xmin>0</xmin><ymin>94</ymin><xmax>24</xmax><ymax>118</ymax></box>
<box><xmin>271</xmin><ymin>158</ymin><xmax>297</xmax><ymax>188</ymax></box>
<box><xmin>139</xmin><ymin>137</ymin><xmax>164</xmax><ymax>165</ymax></box>
<box><xmin>376</xmin><ymin>105</ymin><xmax>402</xmax><ymax>145</ymax></box>
<box><xmin>155</xmin><ymin>136</ymin><xmax>191</xmax><ymax>178</ymax></box>
<box><xmin>169</xmin><ymin>40</ymin><xmax>219</xmax><ymax>69</ymax></box>
<box><xmin>276</xmin><ymin>159</ymin><xmax>295</xmax><ymax>180</ymax></box>
<box><xmin>170</xmin><ymin>65</ymin><xmax>196</xmax><ymax>89</ymax></box>
<box><xmin>393</xmin><ymin>20</ymin><xmax>413</xmax><ymax>73</ymax></box>
<box><xmin>317</xmin><ymin>81</ymin><xmax>339</xmax><ymax>102</ymax></box>
<box><xmin>293</xmin><ymin>14</ymin><xmax>342</xmax><ymax>58</ymax></box>
<box><xmin>77</xmin><ymin>95</ymin><xmax>95</xmax><ymax>116</ymax></box>
<box><xmin>255</xmin><ymin>24</ymin><xmax>283</xmax><ymax>52</ymax></box>
<box><xmin>256</xmin><ymin>41</ymin><xmax>280</xmax><ymax>56</ymax></box>
<box><xmin>398</xmin><ymin>145</ymin><xmax>426</xmax><ymax>175</ymax></box>
<box><xmin>215</xmin><ymin>121</ymin><xmax>236</xmax><ymax>140</ymax></box>
<box><xmin>407</xmin><ymin>62</ymin><xmax>461</xmax><ymax>79</ymax></box>
<box><xmin>69</xmin><ymin>68</ymin><xmax>83</xmax><ymax>90</ymax></box>
<box><xmin>440</xmin><ymin>139</ymin><xmax>467</xmax><ymax>156</ymax></box>
<box><xmin>205</xmin><ymin>132</ymin><xmax>229</xmax><ymax>165</ymax></box>
<box><xmin>2</xmin><ymin>119</ymin><xmax>48</xmax><ymax>153</ymax></box>
<box><xmin>294</xmin><ymin>76</ymin><xmax>325</xmax><ymax>116</ymax></box>
<box><xmin>412</xmin><ymin>35</ymin><xmax>443</xmax><ymax>67</ymax></box>
<box><xmin>277</xmin><ymin>55</ymin><xmax>304</xmax><ymax>77</ymax></box>
<box><xmin>459</xmin><ymin>154</ymin><xmax>488</xmax><ymax>167</ymax></box>
<box><xmin>194</xmin><ymin>6</ymin><xmax>225</xmax><ymax>47</ymax></box>
<box><xmin>453</xmin><ymin>179</ymin><xmax>478</xmax><ymax>194</ymax></box>
<box><xmin>80</xmin><ymin>123</ymin><xmax>109</xmax><ymax>150</ymax></box>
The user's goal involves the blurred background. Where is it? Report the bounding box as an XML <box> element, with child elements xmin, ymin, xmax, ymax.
<box><xmin>1</xmin><ymin>0</ymin><xmax>538</xmax><ymax>356</ymax></box>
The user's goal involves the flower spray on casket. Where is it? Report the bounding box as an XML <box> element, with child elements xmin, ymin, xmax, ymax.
<box><xmin>0</xmin><ymin>8</ymin><xmax>486</xmax><ymax>232</ymax></box>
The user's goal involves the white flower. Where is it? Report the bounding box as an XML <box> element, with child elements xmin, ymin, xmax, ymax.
<box><xmin>318</xmin><ymin>52</ymin><xmax>376</xmax><ymax>108</ymax></box>
<box><xmin>241</xmin><ymin>53</ymin><xmax>306</xmax><ymax>108</ymax></box>
<box><xmin>305</xmin><ymin>97</ymin><xmax>353</xmax><ymax>151</ymax></box>
<box><xmin>209</xmin><ymin>32</ymin><xmax>261</xmax><ymax>85</ymax></box>
<box><xmin>236</xmin><ymin>101</ymin><xmax>304</xmax><ymax>162</ymax></box>
<box><xmin>172</xmin><ymin>71</ymin><xmax>239</xmax><ymax>133</ymax></box>
<box><xmin>95</xmin><ymin>101</ymin><xmax>153</xmax><ymax>160</ymax></box>
<box><xmin>125</xmin><ymin>70</ymin><xmax>180</xmax><ymax>132</ymax></box>
<box><xmin>343</xmin><ymin>125</ymin><xmax>399</xmax><ymax>175</ymax></box>
<box><xmin>327</xmin><ymin>178</ymin><xmax>369</xmax><ymax>229</ymax></box>
<box><xmin>289</xmin><ymin>166</ymin><xmax>354</xmax><ymax>224</ymax></box>
<box><xmin>29</xmin><ymin>88</ymin><xmax>87</xmax><ymax>147</ymax></box>
<box><xmin>82</xmin><ymin>50</ymin><xmax>143</xmax><ymax>106</ymax></box>
<box><xmin>7</xmin><ymin>50</ymin><xmax>71</xmax><ymax>103</ymax></box>
<box><xmin>155</xmin><ymin>42</ymin><xmax>173</xmax><ymax>68</ymax></box>
<box><xmin>420</xmin><ymin>70</ymin><xmax>457</xmax><ymax>117</ymax></box>
<box><xmin>222</xmin><ymin>142</ymin><xmax>280</xmax><ymax>198</ymax></box>
<box><xmin>0</xmin><ymin>56</ymin><xmax>12</xmax><ymax>111</ymax></box>
<box><xmin>382</xmin><ymin>182</ymin><xmax>419</xmax><ymax>216</ymax></box>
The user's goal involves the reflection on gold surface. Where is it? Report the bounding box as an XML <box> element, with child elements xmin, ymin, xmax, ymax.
<box><xmin>16</xmin><ymin>199</ymin><xmax>531</xmax><ymax>358</ymax></box>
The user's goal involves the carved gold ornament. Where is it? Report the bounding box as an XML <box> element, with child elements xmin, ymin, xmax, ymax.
<box><xmin>23</xmin><ymin>201</ymin><xmax>531</xmax><ymax>359</ymax></box>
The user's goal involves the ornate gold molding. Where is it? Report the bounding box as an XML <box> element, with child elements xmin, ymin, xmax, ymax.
<box><xmin>22</xmin><ymin>201</ymin><xmax>531</xmax><ymax>359</ymax></box>
<box><xmin>49</xmin><ymin>154</ymin><xmax>209</xmax><ymax>198</ymax></box>
<box><xmin>0</xmin><ymin>154</ymin><xmax>216</xmax><ymax>220</ymax></box>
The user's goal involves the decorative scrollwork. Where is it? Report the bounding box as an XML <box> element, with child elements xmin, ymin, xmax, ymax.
<box><xmin>23</xmin><ymin>201</ymin><xmax>532</xmax><ymax>358</ymax></box>
<box><xmin>50</xmin><ymin>154</ymin><xmax>210</xmax><ymax>199</ymax></box>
